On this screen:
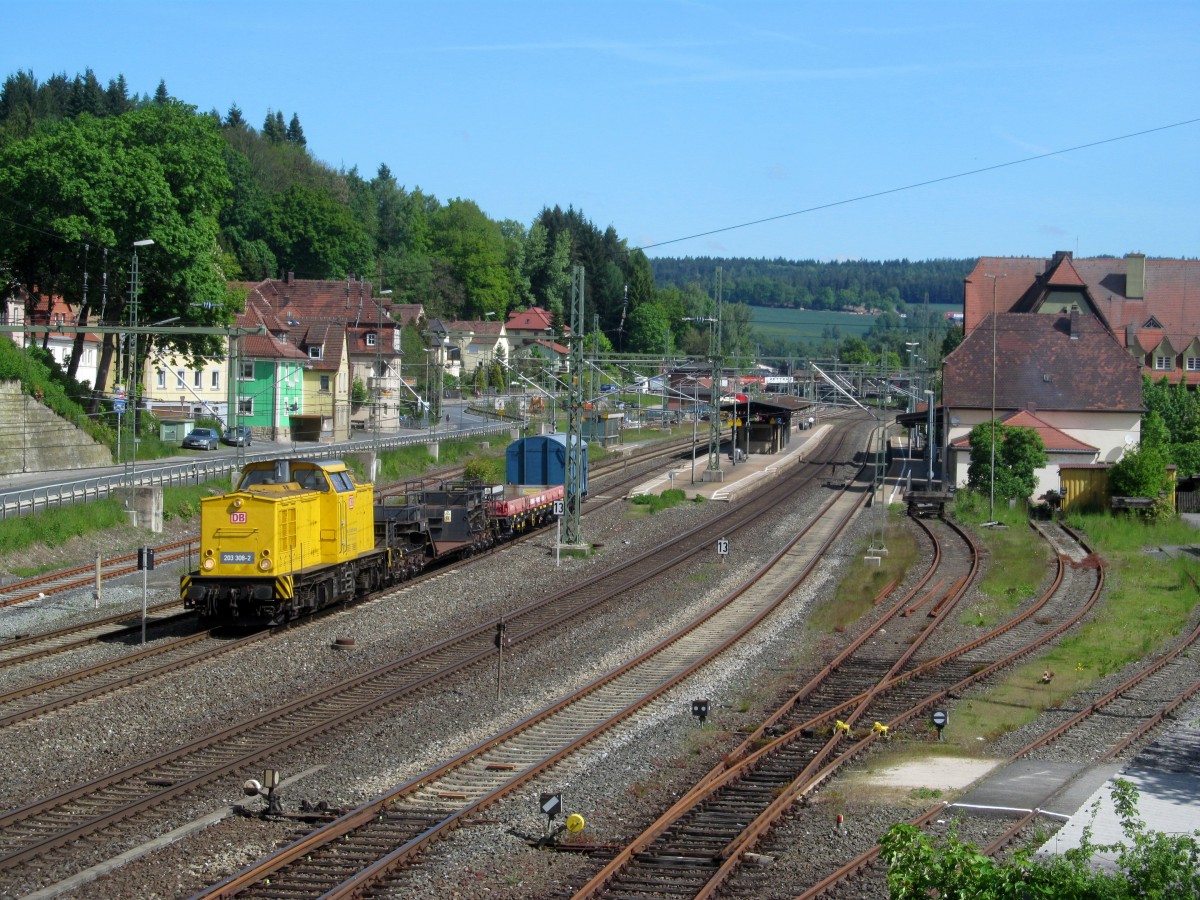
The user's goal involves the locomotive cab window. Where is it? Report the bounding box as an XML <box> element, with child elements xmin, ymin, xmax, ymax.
<box><xmin>330</xmin><ymin>471</ymin><xmax>356</xmax><ymax>492</ymax></box>
<box><xmin>239</xmin><ymin>469</ymin><xmax>278</xmax><ymax>489</ymax></box>
<box><xmin>295</xmin><ymin>468</ymin><xmax>329</xmax><ymax>491</ymax></box>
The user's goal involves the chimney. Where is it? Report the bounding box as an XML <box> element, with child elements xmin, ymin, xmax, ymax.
<box><xmin>1049</xmin><ymin>249</ymin><xmax>1073</xmax><ymax>271</ymax></box>
<box><xmin>1069</xmin><ymin>308</ymin><xmax>1080</xmax><ymax>339</ymax></box>
<box><xmin>286</xmin><ymin>271</ymin><xmax>294</xmax><ymax>285</ymax></box>
<box><xmin>1126</xmin><ymin>253</ymin><xmax>1146</xmax><ymax>300</ymax></box>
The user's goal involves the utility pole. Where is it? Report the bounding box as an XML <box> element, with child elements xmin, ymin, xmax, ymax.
<box><xmin>591</xmin><ymin>313</ymin><xmax>599</xmax><ymax>403</ymax></box>
<box><xmin>662</xmin><ymin>328</ymin><xmax>670</xmax><ymax>432</ymax></box>
<box><xmin>707</xmin><ymin>266</ymin><xmax>723</xmax><ymax>475</ymax></box>
<box><xmin>563</xmin><ymin>266</ymin><xmax>585</xmax><ymax>546</ymax></box>
<box><xmin>373</xmin><ymin>289</ymin><xmax>392</xmax><ymax>477</ymax></box>
<box><xmin>125</xmin><ymin>239</ymin><xmax>153</xmax><ymax>497</ymax></box>
<box><xmin>983</xmin><ymin>273</ymin><xmax>1006</xmax><ymax>522</ymax></box>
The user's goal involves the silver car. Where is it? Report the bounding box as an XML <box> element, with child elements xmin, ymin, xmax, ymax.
<box><xmin>182</xmin><ymin>427</ymin><xmax>220</xmax><ymax>450</ymax></box>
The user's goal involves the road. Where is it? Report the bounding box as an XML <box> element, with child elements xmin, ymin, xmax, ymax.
<box><xmin>0</xmin><ymin>397</ymin><xmax>509</xmax><ymax>513</ymax></box>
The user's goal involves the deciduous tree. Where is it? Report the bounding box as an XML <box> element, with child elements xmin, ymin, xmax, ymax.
<box><xmin>966</xmin><ymin>422</ymin><xmax>1047</xmax><ymax>501</ymax></box>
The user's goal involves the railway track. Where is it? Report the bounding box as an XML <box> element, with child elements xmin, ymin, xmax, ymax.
<box><xmin>0</xmin><ymin>433</ymin><xmax>693</xmax><ymax>632</ymax></box>
<box><xmin>0</xmin><ymin>435</ymin><xmax>701</xmax><ymax>729</ymax></box>
<box><xmin>0</xmin><ymin>421</ymin><xmax>861</xmax><ymax>894</ymax></box>
<box><xmin>0</xmin><ymin>603</ymin><xmax>186</xmax><ymax>668</ymax></box>
<box><xmin>781</xmin><ymin>526</ymin><xmax>1200</xmax><ymax>899</ymax></box>
<box><xmin>570</xmin><ymin>520</ymin><xmax>1118</xmax><ymax>899</ymax></box>
<box><xmin>0</xmin><ymin>627</ymin><xmax>268</xmax><ymax>729</ymax></box>
<box><xmin>0</xmin><ymin>538</ymin><xmax>198</xmax><ymax>611</ymax></box>
<box><xmin>194</xmin><ymin>433</ymin><xmax>872</xmax><ymax>897</ymax></box>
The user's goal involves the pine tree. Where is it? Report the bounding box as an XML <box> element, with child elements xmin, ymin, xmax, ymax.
<box><xmin>286</xmin><ymin>112</ymin><xmax>306</xmax><ymax>146</ymax></box>
<box><xmin>262</xmin><ymin>108</ymin><xmax>283</xmax><ymax>142</ymax></box>
<box><xmin>225</xmin><ymin>103</ymin><xmax>245</xmax><ymax>129</ymax></box>
<box><xmin>154</xmin><ymin>79</ymin><xmax>169</xmax><ymax>105</ymax></box>
<box><xmin>105</xmin><ymin>74</ymin><xmax>129</xmax><ymax>115</ymax></box>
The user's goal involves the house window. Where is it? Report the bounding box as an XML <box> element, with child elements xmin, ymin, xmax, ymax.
<box><xmin>319</xmin><ymin>375</ymin><xmax>331</xmax><ymax>392</ymax></box>
<box><xmin>309</xmin><ymin>345</ymin><xmax>323</xmax><ymax>360</ymax></box>
<box><xmin>193</xmin><ymin>370</ymin><xmax>202</xmax><ymax>388</ymax></box>
<box><xmin>156</xmin><ymin>369</ymin><xmax>166</xmax><ymax>389</ymax></box>
<box><xmin>176</xmin><ymin>369</ymin><xmax>186</xmax><ymax>388</ymax></box>
<box><xmin>238</xmin><ymin>398</ymin><xmax>253</xmax><ymax>415</ymax></box>
<box><xmin>1154</xmin><ymin>355</ymin><xmax>1173</xmax><ymax>371</ymax></box>
<box><xmin>240</xmin><ymin>361</ymin><xmax>254</xmax><ymax>380</ymax></box>
<box><xmin>211</xmin><ymin>370</ymin><xmax>220</xmax><ymax>389</ymax></box>
<box><xmin>366</xmin><ymin>333</ymin><xmax>376</xmax><ymax>347</ymax></box>
<box><xmin>1187</xmin><ymin>358</ymin><xmax>1200</xmax><ymax>371</ymax></box>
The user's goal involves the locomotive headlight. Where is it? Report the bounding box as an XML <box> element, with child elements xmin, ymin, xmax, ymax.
<box><xmin>258</xmin><ymin>558</ymin><xmax>273</xmax><ymax>571</ymax></box>
<box><xmin>202</xmin><ymin>557</ymin><xmax>215</xmax><ymax>571</ymax></box>
<box><xmin>233</xmin><ymin>498</ymin><xmax>243</xmax><ymax>509</ymax></box>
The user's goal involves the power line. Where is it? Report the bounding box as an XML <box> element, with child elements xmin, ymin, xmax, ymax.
<box><xmin>635</xmin><ymin>117</ymin><xmax>1200</xmax><ymax>252</ymax></box>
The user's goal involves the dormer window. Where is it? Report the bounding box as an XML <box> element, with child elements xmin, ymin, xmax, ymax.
<box><xmin>308</xmin><ymin>345</ymin><xmax>323</xmax><ymax>360</ymax></box>
<box><xmin>366</xmin><ymin>333</ymin><xmax>377</xmax><ymax>347</ymax></box>
<box><xmin>1144</xmin><ymin>316</ymin><xmax>1164</xmax><ymax>329</ymax></box>
<box><xmin>1154</xmin><ymin>355</ymin><xmax>1173</xmax><ymax>371</ymax></box>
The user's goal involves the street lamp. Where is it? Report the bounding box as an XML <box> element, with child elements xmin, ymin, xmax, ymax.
<box><xmin>126</xmin><ymin>238</ymin><xmax>154</xmax><ymax>499</ymax></box>
<box><xmin>983</xmin><ymin>273</ymin><xmax>1007</xmax><ymax>522</ymax></box>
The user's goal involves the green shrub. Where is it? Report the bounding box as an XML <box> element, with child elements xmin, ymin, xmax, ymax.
<box><xmin>630</xmin><ymin>489</ymin><xmax>687</xmax><ymax>514</ymax></box>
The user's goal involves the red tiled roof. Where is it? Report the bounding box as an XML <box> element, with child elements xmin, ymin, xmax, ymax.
<box><xmin>506</xmin><ymin>306</ymin><xmax>570</xmax><ymax>335</ymax></box>
<box><xmin>234</xmin><ymin>277</ymin><xmax>404</xmax><ymax>373</ymax></box>
<box><xmin>242</xmin><ymin>333</ymin><xmax>309</xmax><ymax>361</ymax></box>
<box><xmin>390</xmin><ymin>304</ymin><xmax>425</xmax><ymax>328</ymax></box>
<box><xmin>950</xmin><ymin>408</ymin><xmax>1098</xmax><ymax>454</ymax></box>
<box><xmin>531</xmin><ymin>338</ymin><xmax>569</xmax><ymax>355</ymax></box>
<box><xmin>1044</xmin><ymin>254</ymin><xmax>1087</xmax><ymax>287</ymax></box>
<box><xmin>964</xmin><ymin>254</ymin><xmax>1200</xmax><ymax>360</ymax></box>
<box><xmin>943</xmin><ymin>311</ymin><xmax>1142</xmax><ymax>413</ymax></box>
<box><xmin>444</xmin><ymin>319</ymin><xmax>505</xmax><ymax>336</ymax></box>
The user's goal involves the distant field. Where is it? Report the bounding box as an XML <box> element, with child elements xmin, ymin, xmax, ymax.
<box><xmin>751</xmin><ymin>304</ymin><xmax>961</xmax><ymax>344</ymax></box>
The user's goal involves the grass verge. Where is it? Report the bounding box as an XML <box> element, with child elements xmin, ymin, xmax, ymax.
<box><xmin>807</xmin><ymin>505</ymin><xmax>919</xmax><ymax>634</ymax></box>
<box><xmin>942</xmin><ymin>493</ymin><xmax>1200</xmax><ymax>746</ymax></box>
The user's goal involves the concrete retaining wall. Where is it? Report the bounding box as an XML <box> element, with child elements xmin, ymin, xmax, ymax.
<box><xmin>0</xmin><ymin>380</ymin><xmax>113</xmax><ymax>476</ymax></box>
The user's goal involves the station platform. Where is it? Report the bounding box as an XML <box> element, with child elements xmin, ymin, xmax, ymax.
<box><xmin>626</xmin><ymin>423</ymin><xmax>836</xmax><ymax>503</ymax></box>
<box><xmin>948</xmin><ymin>713</ymin><xmax>1200</xmax><ymax>867</ymax></box>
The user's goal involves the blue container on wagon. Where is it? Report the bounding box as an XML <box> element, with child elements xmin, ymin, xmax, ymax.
<box><xmin>505</xmin><ymin>434</ymin><xmax>588</xmax><ymax>494</ymax></box>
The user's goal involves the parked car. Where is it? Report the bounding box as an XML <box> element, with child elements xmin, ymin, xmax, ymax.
<box><xmin>182</xmin><ymin>427</ymin><xmax>220</xmax><ymax>451</ymax></box>
<box><xmin>222</xmin><ymin>426</ymin><xmax>252</xmax><ymax>446</ymax></box>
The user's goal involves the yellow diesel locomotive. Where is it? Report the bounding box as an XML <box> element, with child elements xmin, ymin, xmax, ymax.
<box><xmin>181</xmin><ymin>458</ymin><xmax>500</xmax><ymax>625</ymax></box>
<box><xmin>181</xmin><ymin>459</ymin><xmax>381</xmax><ymax>624</ymax></box>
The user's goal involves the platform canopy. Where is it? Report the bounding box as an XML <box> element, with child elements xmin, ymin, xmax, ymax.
<box><xmin>717</xmin><ymin>396</ymin><xmax>810</xmax><ymax>426</ymax></box>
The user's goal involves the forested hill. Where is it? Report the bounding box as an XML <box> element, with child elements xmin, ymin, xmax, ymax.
<box><xmin>649</xmin><ymin>257</ymin><xmax>973</xmax><ymax>312</ymax></box>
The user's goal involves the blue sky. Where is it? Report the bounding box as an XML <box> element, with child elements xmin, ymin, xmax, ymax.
<box><xmin>8</xmin><ymin>1</ymin><xmax>1199</xmax><ymax>262</ymax></box>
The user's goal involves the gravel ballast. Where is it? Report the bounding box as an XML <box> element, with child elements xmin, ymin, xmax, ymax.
<box><xmin>3</xmin><ymin>435</ymin><xmax>1197</xmax><ymax>900</ymax></box>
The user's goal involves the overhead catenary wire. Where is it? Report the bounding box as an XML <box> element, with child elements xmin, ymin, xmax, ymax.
<box><xmin>633</xmin><ymin>117</ymin><xmax>1200</xmax><ymax>253</ymax></box>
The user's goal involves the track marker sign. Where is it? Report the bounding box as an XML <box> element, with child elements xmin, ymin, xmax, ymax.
<box><xmin>931</xmin><ymin>709</ymin><xmax>948</xmax><ymax>740</ymax></box>
<box><xmin>540</xmin><ymin>792</ymin><xmax>562</xmax><ymax>819</ymax></box>
<box><xmin>717</xmin><ymin>538</ymin><xmax>729</xmax><ymax>563</ymax></box>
